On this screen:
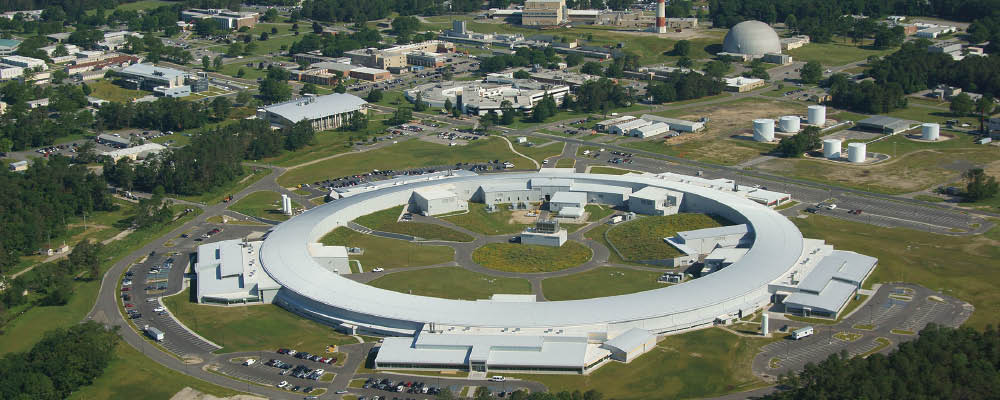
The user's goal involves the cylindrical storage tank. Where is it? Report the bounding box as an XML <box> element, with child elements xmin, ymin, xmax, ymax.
<box><xmin>752</xmin><ymin>118</ymin><xmax>775</xmax><ymax>142</ymax></box>
<box><xmin>778</xmin><ymin>115</ymin><xmax>800</xmax><ymax>133</ymax></box>
<box><xmin>823</xmin><ymin>139</ymin><xmax>842</xmax><ymax>159</ymax></box>
<box><xmin>922</xmin><ymin>123</ymin><xmax>940</xmax><ymax>140</ymax></box>
<box><xmin>808</xmin><ymin>105</ymin><xmax>826</xmax><ymax>126</ymax></box>
<box><xmin>761</xmin><ymin>313</ymin><xmax>769</xmax><ymax>336</ymax></box>
<box><xmin>848</xmin><ymin>142</ymin><xmax>866</xmax><ymax>163</ymax></box>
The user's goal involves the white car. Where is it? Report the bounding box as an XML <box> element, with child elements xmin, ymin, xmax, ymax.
<box><xmin>122</xmin><ymin>280</ymin><xmax>132</xmax><ymax>286</ymax></box>
<box><xmin>490</xmin><ymin>376</ymin><xmax>506</xmax><ymax>382</ymax></box>
<box><xmin>277</xmin><ymin>381</ymin><xmax>288</xmax><ymax>388</ymax></box>
<box><xmin>372</xmin><ymin>267</ymin><xmax>385</xmax><ymax>272</ymax></box>
<box><xmin>244</xmin><ymin>359</ymin><xmax>256</xmax><ymax>366</ymax></box>
<box><xmin>153</xmin><ymin>306</ymin><xmax>165</xmax><ymax>312</ymax></box>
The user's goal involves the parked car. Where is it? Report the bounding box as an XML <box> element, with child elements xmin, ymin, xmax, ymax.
<box><xmin>277</xmin><ymin>381</ymin><xmax>288</xmax><ymax>388</ymax></box>
<box><xmin>244</xmin><ymin>359</ymin><xmax>256</xmax><ymax>366</ymax></box>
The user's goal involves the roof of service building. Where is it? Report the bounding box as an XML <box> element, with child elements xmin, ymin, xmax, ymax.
<box><xmin>262</xmin><ymin>93</ymin><xmax>367</xmax><ymax>122</ymax></box>
<box><xmin>603</xmin><ymin>328</ymin><xmax>655</xmax><ymax>352</ymax></box>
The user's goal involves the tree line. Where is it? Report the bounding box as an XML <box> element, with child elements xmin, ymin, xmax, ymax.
<box><xmin>0</xmin><ymin>321</ymin><xmax>119</xmax><ymax>400</ymax></box>
<box><xmin>0</xmin><ymin>156</ymin><xmax>114</xmax><ymax>274</ymax></box>
<box><xmin>646</xmin><ymin>72</ymin><xmax>725</xmax><ymax>104</ymax></box>
<box><xmin>478</xmin><ymin>48</ymin><xmax>563</xmax><ymax>74</ymax></box>
<box><xmin>867</xmin><ymin>40</ymin><xmax>1000</xmax><ymax>98</ymax></box>
<box><xmin>288</xmin><ymin>28</ymin><xmax>383</xmax><ymax>58</ymax></box>
<box><xmin>766</xmin><ymin>323</ymin><xmax>1000</xmax><ymax>400</ymax></box>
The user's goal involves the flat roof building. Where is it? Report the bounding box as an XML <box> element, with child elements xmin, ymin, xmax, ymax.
<box><xmin>640</xmin><ymin>114</ymin><xmax>704</xmax><ymax>132</ymax></box>
<box><xmin>0</xmin><ymin>38</ymin><xmax>20</xmax><ymax>56</ymax></box>
<box><xmin>257</xmin><ymin>93</ymin><xmax>368</xmax><ymax>131</ymax></box>
<box><xmin>601</xmin><ymin>328</ymin><xmax>656</xmax><ymax>363</ymax></box>
<box><xmin>522</xmin><ymin>0</ymin><xmax>567</xmax><ymax>26</ymax></box>
<box><xmin>117</xmin><ymin>63</ymin><xmax>186</xmax><ymax>90</ymax></box>
<box><xmin>783</xmin><ymin>250</ymin><xmax>877</xmax><ymax>318</ymax></box>
<box><xmin>609</xmin><ymin>118</ymin><xmax>650</xmax><ymax>135</ymax></box>
<box><xmin>629</xmin><ymin>122</ymin><xmax>670</xmax><ymax>138</ymax></box>
<box><xmin>101</xmin><ymin>142</ymin><xmax>166</xmax><ymax>161</ymax></box>
<box><xmin>307</xmin><ymin>243</ymin><xmax>350</xmax><ymax>275</ymax></box>
<box><xmin>549</xmin><ymin>191</ymin><xmax>587</xmax><ymax>213</ymax></box>
<box><xmin>628</xmin><ymin>186</ymin><xmax>682</xmax><ymax>216</ymax></box>
<box><xmin>856</xmin><ymin>116</ymin><xmax>911</xmax><ymax>134</ymax></box>
<box><xmin>413</xmin><ymin>186</ymin><xmax>468</xmax><ymax>216</ymax></box>
<box><xmin>97</xmin><ymin>133</ymin><xmax>131</xmax><ymax>148</ymax></box>
<box><xmin>724</xmin><ymin>76</ymin><xmax>766</xmax><ymax>92</ymax></box>
<box><xmin>1</xmin><ymin>55</ymin><xmax>46</xmax><ymax>70</ymax></box>
<box><xmin>8</xmin><ymin>160</ymin><xmax>27</xmax><ymax>171</ymax></box>
<box><xmin>194</xmin><ymin>240</ymin><xmax>281</xmax><ymax>304</ymax></box>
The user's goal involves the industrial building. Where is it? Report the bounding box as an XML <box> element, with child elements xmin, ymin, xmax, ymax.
<box><xmin>628</xmin><ymin>186</ymin><xmax>682</xmax><ymax>216</ymax></box>
<box><xmin>412</xmin><ymin>187</ymin><xmax>467</xmax><ymax>216</ymax></box>
<box><xmin>522</xmin><ymin>0</ymin><xmax>567</xmax><ymax>26</ymax></box>
<box><xmin>0</xmin><ymin>38</ymin><xmax>19</xmax><ymax>56</ymax></box>
<box><xmin>724</xmin><ymin>77</ymin><xmax>766</xmax><ymax>92</ymax></box>
<box><xmin>609</xmin><ymin>118</ymin><xmax>650</xmax><ymax>135</ymax></box>
<box><xmin>1</xmin><ymin>55</ymin><xmax>46</xmax><ymax>70</ymax></box>
<box><xmin>117</xmin><ymin>63</ymin><xmax>187</xmax><ymax>90</ymax></box>
<box><xmin>640</xmin><ymin>114</ymin><xmax>705</xmax><ymax>132</ymax></box>
<box><xmin>96</xmin><ymin>133</ymin><xmax>131</xmax><ymax>148</ymax></box>
<box><xmin>405</xmin><ymin>78</ymin><xmax>569</xmax><ymax>116</ymax></box>
<box><xmin>629</xmin><ymin>122</ymin><xmax>670</xmax><ymax>138</ymax></box>
<box><xmin>101</xmin><ymin>143</ymin><xmax>166</xmax><ymax>161</ymax></box>
<box><xmin>254</xmin><ymin>171</ymin><xmax>875</xmax><ymax>374</ymax></box>
<box><xmin>194</xmin><ymin>239</ymin><xmax>281</xmax><ymax>304</ymax></box>
<box><xmin>856</xmin><ymin>116</ymin><xmax>910</xmax><ymax>134</ymax></box>
<box><xmin>521</xmin><ymin>220</ymin><xmax>569</xmax><ymax>247</ymax></box>
<box><xmin>349</xmin><ymin>67</ymin><xmax>391</xmax><ymax>82</ymax></box>
<box><xmin>782</xmin><ymin>251</ymin><xmax>877</xmax><ymax>318</ymax></box>
<box><xmin>306</xmin><ymin>243</ymin><xmax>350</xmax><ymax>275</ymax></box>
<box><xmin>257</xmin><ymin>93</ymin><xmax>368</xmax><ymax>130</ymax></box>
<box><xmin>780</xmin><ymin>35</ymin><xmax>810</xmax><ymax>50</ymax></box>
<box><xmin>344</xmin><ymin>41</ymin><xmax>454</xmax><ymax>70</ymax></box>
<box><xmin>596</xmin><ymin>115</ymin><xmax>636</xmax><ymax>132</ymax></box>
<box><xmin>549</xmin><ymin>191</ymin><xmax>587</xmax><ymax>215</ymax></box>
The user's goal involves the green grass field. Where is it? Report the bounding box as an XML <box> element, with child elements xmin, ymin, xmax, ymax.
<box><xmin>368</xmin><ymin>267</ymin><xmax>532</xmax><ymax>300</ymax></box>
<box><xmin>542</xmin><ymin>267</ymin><xmax>665</xmax><ymax>301</ymax></box>
<box><xmin>175</xmin><ymin>167</ymin><xmax>271</xmax><ymax>205</ymax></box>
<box><xmin>88</xmin><ymin>79</ymin><xmax>150</xmax><ymax>103</ymax></box>
<box><xmin>442</xmin><ymin>202</ymin><xmax>529</xmax><ymax>235</ymax></box>
<box><xmin>607</xmin><ymin>214</ymin><xmax>728</xmax><ymax>262</ymax></box>
<box><xmin>793</xmin><ymin>215</ymin><xmax>999</xmax><ymax>329</ymax></box>
<box><xmin>69</xmin><ymin>342</ymin><xmax>241</xmax><ymax>400</ymax></box>
<box><xmin>507</xmin><ymin>328</ymin><xmax>774</xmax><ymax>400</ymax></box>
<box><xmin>786</xmin><ymin>42</ymin><xmax>895</xmax><ymax>66</ymax></box>
<box><xmin>277</xmin><ymin>137</ymin><xmax>522</xmax><ymax>186</ymax></box>
<box><xmin>472</xmin><ymin>241</ymin><xmax>592</xmax><ymax>273</ymax></box>
<box><xmin>588</xmin><ymin>166</ymin><xmax>632</xmax><ymax>175</ymax></box>
<box><xmin>354</xmin><ymin>205</ymin><xmax>473</xmax><ymax>242</ymax></box>
<box><xmin>554</xmin><ymin>158</ymin><xmax>575</xmax><ymax>168</ymax></box>
<box><xmin>261</xmin><ymin>119</ymin><xmax>391</xmax><ymax>168</ymax></box>
<box><xmin>319</xmin><ymin>227</ymin><xmax>454</xmax><ymax>269</ymax></box>
<box><xmin>0</xmin><ymin>206</ymin><xmax>201</xmax><ymax>355</ymax></box>
<box><xmin>515</xmin><ymin>140</ymin><xmax>566</xmax><ymax>165</ymax></box>
<box><xmin>163</xmin><ymin>288</ymin><xmax>355</xmax><ymax>354</ymax></box>
<box><xmin>114</xmin><ymin>0</ymin><xmax>175</xmax><ymax>11</ymax></box>
<box><xmin>585</xmin><ymin>204</ymin><xmax>616</xmax><ymax>222</ymax></box>
<box><xmin>216</xmin><ymin>61</ymin><xmax>269</xmax><ymax>81</ymax></box>
<box><xmin>886</xmin><ymin>105</ymin><xmax>980</xmax><ymax>127</ymax></box>
<box><xmin>228</xmin><ymin>190</ymin><xmax>298</xmax><ymax>221</ymax></box>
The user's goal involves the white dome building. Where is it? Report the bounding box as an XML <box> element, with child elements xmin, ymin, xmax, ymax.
<box><xmin>723</xmin><ymin>20</ymin><xmax>781</xmax><ymax>56</ymax></box>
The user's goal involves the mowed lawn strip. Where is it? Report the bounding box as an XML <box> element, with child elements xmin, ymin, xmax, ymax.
<box><xmin>792</xmin><ymin>214</ymin><xmax>1000</xmax><ymax>329</ymax></box>
<box><xmin>228</xmin><ymin>190</ymin><xmax>297</xmax><ymax>221</ymax></box>
<box><xmin>163</xmin><ymin>288</ymin><xmax>355</xmax><ymax>354</ymax></box>
<box><xmin>542</xmin><ymin>267</ymin><xmax>665</xmax><ymax>301</ymax></box>
<box><xmin>506</xmin><ymin>328</ymin><xmax>775</xmax><ymax>400</ymax></box>
<box><xmin>585</xmin><ymin>204</ymin><xmax>616</xmax><ymax>222</ymax></box>
<box><xmin>472</xmin><ymin>241</ymin><xmax>592</xmax><ymax>273</ymax></box>
<box><xmin>442</xmin><ymin>202</ymin><xmax>529</xmax><ymax>235</ymax></box>
<box><xmin>354</xmin><ymin>205</ymin><xmax>473</xmax><ymax>242</ymax></box>
<box><xmin>277</xmin><ymin>137</ymin><xmax>521</xmax><ymax>187</ymax></box>
<box><xmin>367</xmin><ymin>267</ymin><xmax>532</xmax><ymax>300</ymax></box>
<box><xmin>607</xmin><ymin>214</ymin><xmax>729</xmax><ymax>262</ymax></box>
<box><xmin>319</xmin><ymin>227</ymin><xmax>454</xmax><ymax>268</ymax></box>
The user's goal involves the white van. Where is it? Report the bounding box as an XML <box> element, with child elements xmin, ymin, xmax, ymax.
<box><xmin>490</xmin><ymin>376</ymin><xmax>505</xmax><ymax>382</ymax></box>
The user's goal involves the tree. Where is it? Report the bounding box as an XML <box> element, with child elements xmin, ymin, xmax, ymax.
<box><xmin>412</xmin><ymin>92</ymin><xmax>428</xmax><ymax>111</ymax></box>
<box><xmin>451</xmin><ymin>106</ymin><xmax>461</xmax><ymax>118</ymax></box>
<box><xmin>213</xmin><ymin>55</ymin><xmax>223</xmax><ymax>70</ymax></box>
<box><xmin>785</xmin><ymin>14</ymin><xmax>798</xmax><ymax>32</ymax></box>
<box><xmin>581</xmin><ymin>61</ymin><xmax>604</xmax><ymax>76</ymax></box>
<box><xmin>774</xmin><ymin>126</ymin><xmax>822</xmax><ymax>157</ymax></box>
<box><xmin>950</xmin><ymin>93</ymin><xmax>974</xmax><ymax>116</ymax></box>
<box><xmin>676</xmin><ymin>56</ymin><xmax>693</xmax><ymax>68</ymax></box>
<box><xmin>312</xmin><ymin>22</ymin><xmax>323</xmax><ymax>34</ymax></box>
<box><xmin>300</xmin><ymin>83</ymin><xmax>318</xmax><ymax>95</ymax></box>
<box><xmin>388</xmin><ymin>107</ymin><xmax>413</xmax><ymax>125</ymax></box>
<box><xmin>236</xmin><ymin>91</ymin><xmax>252</xmax><ymax>105</ymax></box>
<box><xmin>513</xmin><ymin>70</ymin><xmax>531</xmax><ymax>79</ymax></box>
<box><xmin>673</xmin><ymin>39</ymin><xmax>691</xmax><ymax>56</ymax></box>
<box><xmin>201</xmin><ymin>55</ymin><xmax>210</xmax><ymax>70</ymax></box>
<box><xmin>479</xmin><ymin>111</ymin><xmax>498</xmax><ymax>132</ymax></box>
<box><xmin>226</xmin><ymin>43</ymin><xmax>243</xmax><ymax>57</ymax></box>
<box><xmin>260</xmin><ymin>32</ymin><xmax>270</xmax><ymax>41</ymax></box>
<box><xmin>52</xmin><ymin>44</ymin><xmax>69</xmax><ymax>57</ymax></box>
<box><xmin>800</xmin><ymin>61</ymin><xmax>822</xmax><ymax>84</ymax></box>
<box><xmin>500</xmin><ymin>100</ymin><xmax>515</xmax><ymax>125</ymax></box>
<box><xmin>344</xmin><ymin>110</ymin><xmax>369</xmax><ymax>131</ymax></box>
<box><xmin>259</xmin><ymin>77</ymin><xmax>292</xmax><ymax>103</ymax></box>
<box><xmin>272</xmin><ymin>27</ymin><xmax>279</xmax><ymax>34</ymax></box>
<box><xmin>962</xmin><ymin>168</ymin><xmax>999</xmax><ymax>201</ymax></box>
<box><xmin>211</xmin><ymin>96</ymin><xmax>232</xmax><ymax>120</ymax></box>
<box><xmin>974</xmin><ymin>95</ymin><xmax>995</xmax><ymax>133</ymax></box>
<box><xmin>366</xmin><ymin>89</ymin><xmax>384</xmax><ymax>103</ymax></box>
<box><xmin>263</xmin><ymin>8</ymin><xmax>279</xmax><ymax>22</ymax></box>
<box><xmin>474</xmin><ymin>386</ymin><xmax>491</xmax><ymax>400</ymax></box>
<box><xmin>565</xmin><ymin>53</ymin><xmax>584</xmax><ymax>67</ymax></box>
<box><xmin>334</xmin><ymin>83</ymin><xmax>346</xmax><ymax>93</ymax></box>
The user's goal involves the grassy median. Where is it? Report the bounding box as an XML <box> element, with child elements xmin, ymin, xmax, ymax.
<box><xmin>355</xmin><ymin>205</ymin><xmax>473</xmax><ymax>242</ymax></box>
<box><xmin>473</xmin><ymin>241</ymin><xmax>592</xmax><ymax>273</ymax></box>
<box><xmin>368</xmin><ymin>267</ymin><xmax>532</xmax><ymax>300</ymax></box>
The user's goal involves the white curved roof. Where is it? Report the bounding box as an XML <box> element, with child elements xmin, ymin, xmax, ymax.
<box><xmin>259</xmin><ymin>172</ymin><xmax>803</xmax><ymax>328</ymax></box>
<box><xmin>723</xmin><ymin>20</ymin><xmax>781</xmax><ymax>55</ymax></box>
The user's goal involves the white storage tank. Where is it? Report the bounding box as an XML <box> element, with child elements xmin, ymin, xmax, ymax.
<box><xmin>778</xmin><ymin>116</ymin><xmax>800</xmax><ymax>133</ymax></box>
<box><xmin>848</xmin><ymin>142</ymin><xmax>867</xmax><ymax>163</ymax></box>
<box><xmin>921</xmin><ymin>123</ymin><xmax>940</xmax><ymax>140</ymax></box>
<box><xmin>752</xmin><ymin>118</ymin><xmax>775</xmax><ymax>142</ymax></box>
<box><xmin>808</xmin><ymin>105</ymin><xmax>826</xmax><ymax>126</ymax></box>
<box><xmin>823</xmin><ymin>138</ymin><xmax>842</xmax><ymax>159</ymax></box>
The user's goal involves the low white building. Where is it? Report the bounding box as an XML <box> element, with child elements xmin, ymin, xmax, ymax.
<box><xmin>1</xmin><ymin>55</ymin><xmax>46</xmax><ymax>70</ymax></box>
<box><xmin>101</xmin><ymin>142</ymin><xmax>166</xmax><ymax>161</ymax></box>
<box><xmin>628</xmin><ymin>186</ymin><xmax>682</xmax><ymax>216</ymax></box>
<box><xmin>194</xmin><ymin>240</ymin><xmax>281</xmax><ymax>304</ymax></box>
<box><xmin>521</xmin><ymin>220</ymin><xmax>567</xmax><ymax>247</ymax></box>
<box><xmin>413</xmin><ymin>187</ymin><xmax>467</xmax><ymax>216</ymax></box>
<box><xmin>549</xmin><ymin>191</ymin><xmax>587</xmax><ymax>213</ymax></box>
<box><xmin>307</xmin><ymin>243</ymin><xmax>350</xmax><ymax>274</ymax></box>
<box><xmin>640</xmin><ymin>114</ymin><xmax>704</xmax><ymax>132</ymax></box>
<box><xmin>477</xmin><ymin>181</ymin><xmax>541</xmax><ymax>206</ymax></box>
<box><xmin>665</xmin><ymin>224</ymin><xmax>752</xmax><ymax>255</ymax></box>
<box><xmin>609</xmin><ymin>118</ymin><xmax>650</xmax><ymax>135</ymax></box>
<box><xmin>629</xmin><ymin>122</ymin><xmax>669</xmax><ymax>138</ymax></box>
<box><xmin>0</xmin><ymin>65</ymin><xmax>22</xmax><ymax>80</ymax></box>
<box><xmin>600</xmin><ymin>328</ymin><xmax>657</xmax><ymax>363</ymax></box>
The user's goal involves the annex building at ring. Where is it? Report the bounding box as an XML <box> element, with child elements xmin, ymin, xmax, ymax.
<box><xmin>212</xmin><ymin>171</ymin><xmax>876</xmax><ymax>374</ymax></box>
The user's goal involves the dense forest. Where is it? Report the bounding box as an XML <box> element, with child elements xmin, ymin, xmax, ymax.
<box><xmin>288</xmin><ymin>28</ymin><xmax>383</xmax><ymax>58</ymax></box>
<box><xmin>0</xmin><ymin>156</ymin><xmax>113</xmax><ymax>273</ymax></box>
<box><xmin>766</xmin><ymin>323</ymin><xmax>1000</xmax><ymax>399</ymax></box>
<box><xmin>478</xmin><ymin>47</ymin><xmax>563</xmax><ymax>73</ymax></box>
<box><xmin>866</xmin><ymin>41</ymin><xmax>1000</xmax><ymax>97</ymax></box>
<box><xmin>103</xmin><ymin>119</ymin><xmax>314</xmax><ymax>195</ymax></box>
<box><xmin>0</xmin><ymin>321</ymin><xmax>119</xmax><ymax>400</ymax></box>
<box><xmin>646</xmin><ymin>72</ymin><xmax>725</xmax><ymax>104</ymax></box>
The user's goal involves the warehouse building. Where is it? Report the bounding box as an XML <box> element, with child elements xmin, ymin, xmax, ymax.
<box><xmin>349</xmin><ymin>66</ymin><xmax>391</xmax><ymax>82</ymax></box>
<box><xmin>413</xmin><ymin>186</ymin><xmax>468</xmax><ymax>216</ymax></box>
<box><xmin>181</xmin><ymin>9</ymin><xmax>258</xmax><ymax>30</ymax></box>
<box><xmin>1</xmin><ymin>55</ymin><xmax>46</xmax><ymax>70</ymax></box>
<box><xmin>96</xmin><ymin>133</ymin><xmax>131</xmax><ymax>148</ymax></box>
<box><xmin>194</xmin><ymin>240</ymin><xmax>281</xmax><ymax>304</ymax></box>
<box><xmin>521</xmin><ymin>220</ymin><xmax>568</xmax><ymax>247</ymax></box>
<box><xmin>117</xmin><ymin>63</ymin><xmax>186</xmax><ymax>90</ymax></box>
<box><xmin>600</xmin><ymin>328</ymin><xmax>657</xmax><ymax>363</ymax></box>
<box><xmin>856</xmin><ymin>116</ymin><xmax>911</xmax><ymax>134</ymax></box>
<box><xmin>609</xmin><ymin>118</ymin><xmax>650</xmax><ymax>135</ymax></box>
<box><xmin>724</xmin><ymin>76</ymin><xmax>766</xmax><ymax>92</ymax></box>
<box><xmin>306</xmin><ymin>243</ymin><xmax>350</xmax><ymax>275</ymax></box>
<box><xmin>629</xmin><ymin>122</ymin><xmax>670</xmax><ymax>138</ymax></box>
<box><xmin>628</xmin><ymin>186</ymin><xmax>682</xmax><ymax>216</ymax></box>
<box><xmin>596</xmin><ymin>115</ymin><xmax>635</xmax><ymax>132</ymax></box>
<box><xmin>640</xmin><ymin>114</ymin><xmax>704</xmax><ymax>132</ymax></box>
<box><xmin>257</xmin><ymin>93</ymin><xmax>368</xmax><ymax>130</ymax></box>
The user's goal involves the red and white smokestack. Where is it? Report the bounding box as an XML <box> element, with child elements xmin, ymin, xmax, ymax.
<box><xmin>656</xmin><ymin>0</ymin><xmax>666</xmax><ymax>33</ymax></box>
